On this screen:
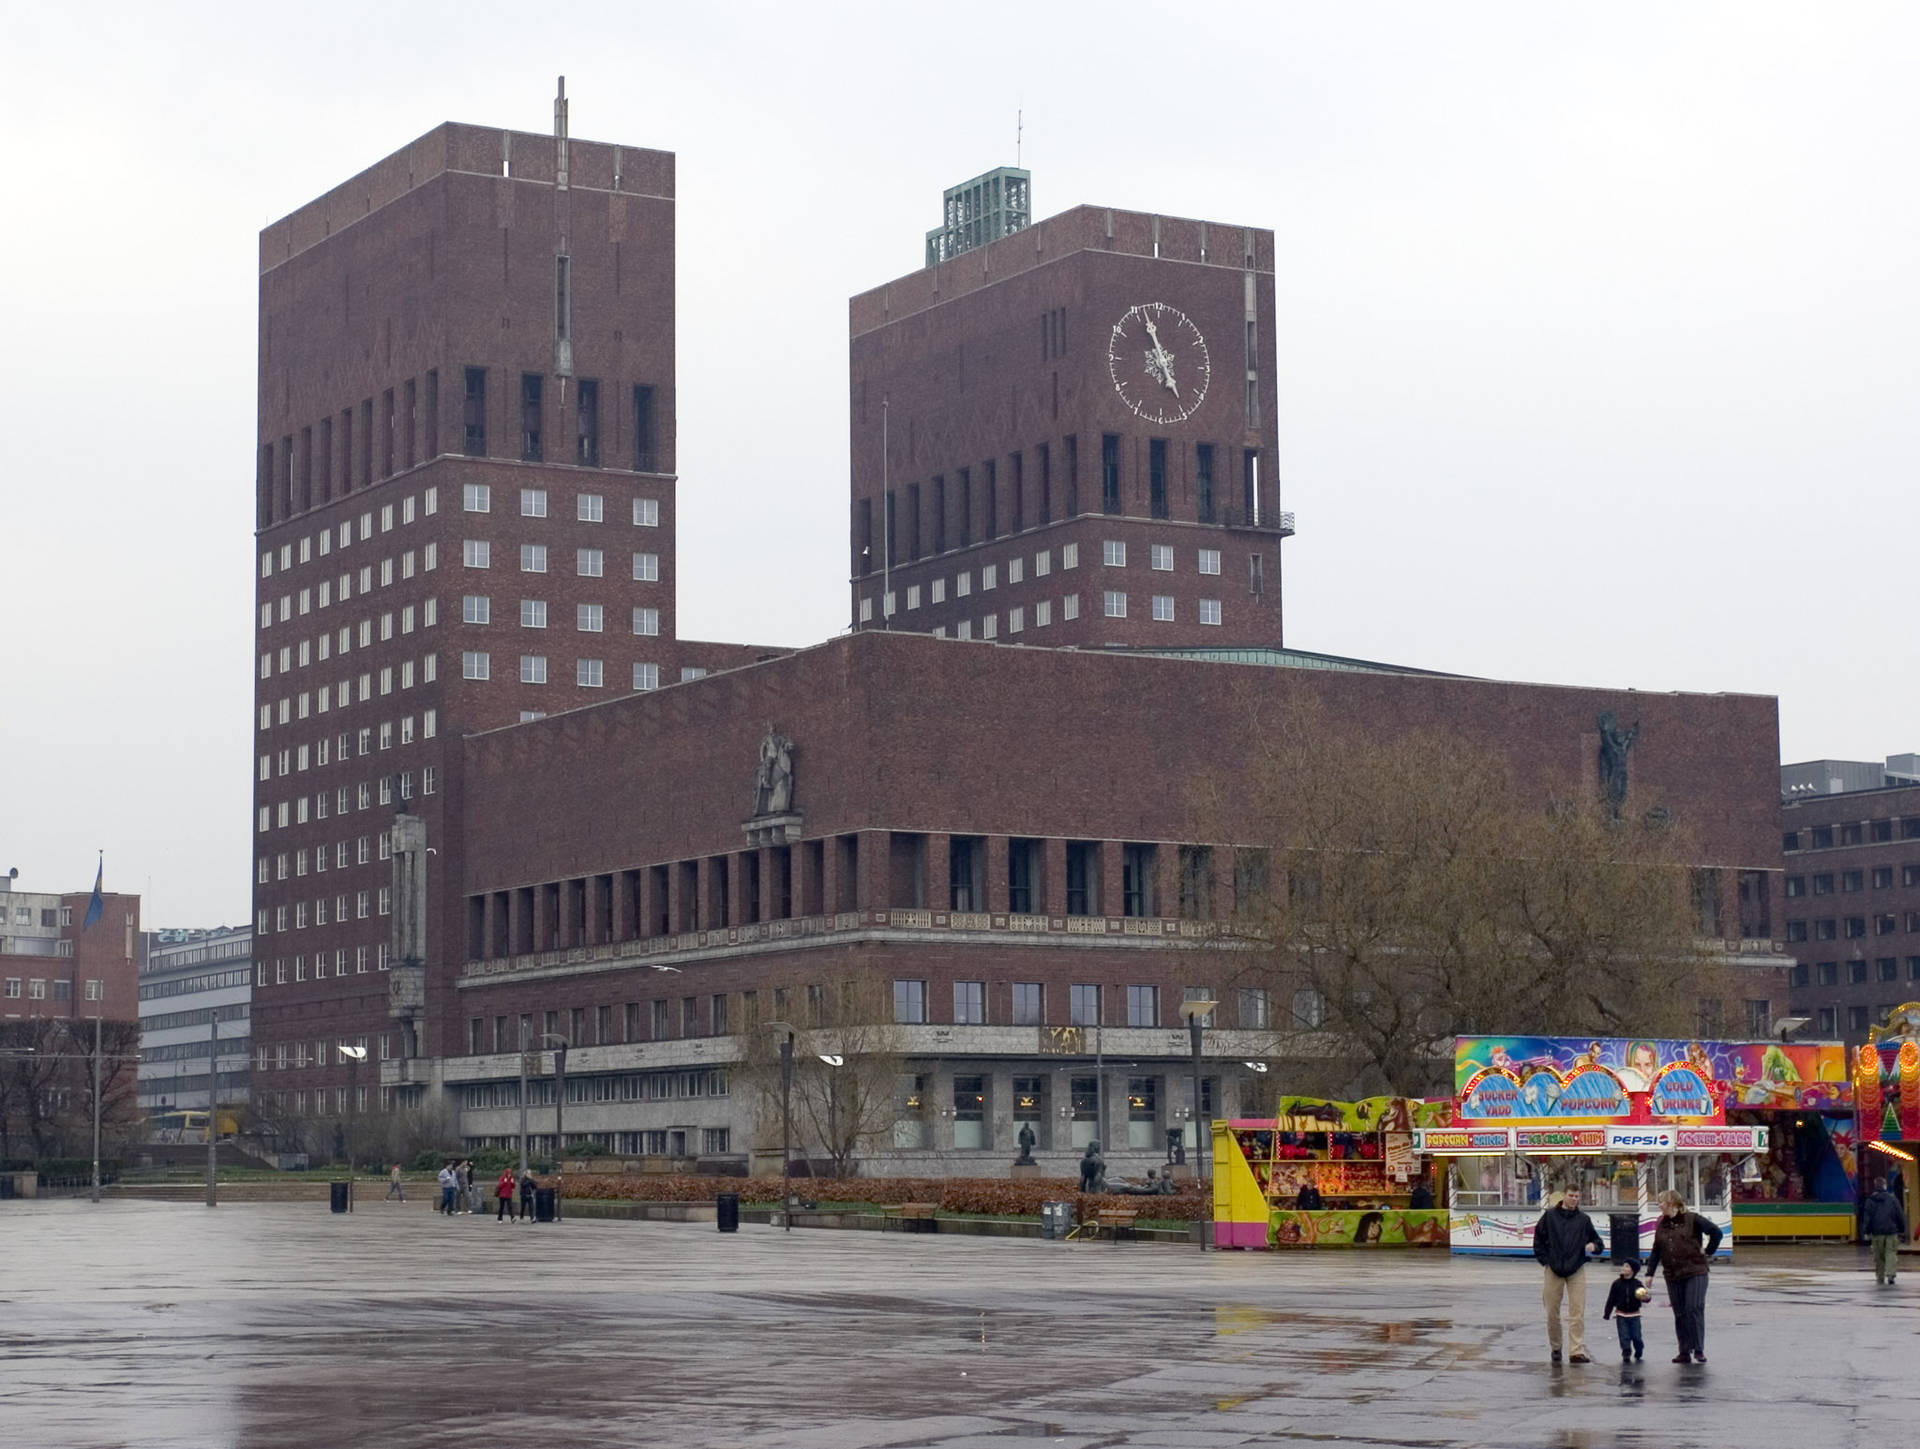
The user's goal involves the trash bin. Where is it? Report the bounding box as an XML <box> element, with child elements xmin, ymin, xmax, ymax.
<box><xmin>330</xmin><ymin>1181</ymin><xmax>350</xmax><ymax>1214</ymax></box>
<box><xmin>534</xmin><ymin>1186</ymin><xmax>557</xmax><ymax>1223</ymax></box>
<box><xmin>1041</xmin><ymin>1201</ymin><xmax>1072</xmax><ymax>1240</ymax></box>
<box><xmin>1608</xmin><ymin>1211</ymin><xmax>1639</xmax><ymax>1263</ymax></box>
<box><xmin>717</xmin><ymin>1192</ymin><xmax>740</xmax><ymax>1233</ymax></box>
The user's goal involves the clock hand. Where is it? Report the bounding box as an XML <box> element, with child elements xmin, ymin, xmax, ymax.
<box><xmin>1141</xmin><ymin>317</ymin><xmax>1179</xmax><ymax>396</ymax></box>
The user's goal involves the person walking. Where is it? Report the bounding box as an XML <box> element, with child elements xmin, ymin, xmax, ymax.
<box><xmin>496</xmin><ymin>1166</ymin><xmax>517</xmax><ymax>1221</ymax></box>
<box><xmin>1863</xmin><ymin>1174</ymin><xmax>1909</xmax><ymax>1286</ymax></box>
<box><xmin>1532</xmin><ymin>1182</ymin><xmax>1605</xmax><ymax>1363</ymax></box>
<box><xmin>386</xmin><ymin>1164</ymin><xmax>405</xmax><ymax>1202</ymax></box>
<box><xmin>436</xmin><ymin>1161</ymin><xmax>457</xmax><ymax>1215</ymax></box>
<box><xmin>1602</xmin><ymin>1258</ymin><xmax>1649</xmax><ymax>1362</ymax></box>
<box><xmin>519</xmin><ymin>1168</ymin><xmax>537</xmax><ymax>1223</ymax></box>
<box><xmin>1646</xmin><ymin>1188</ymin><xmax>1723</xmax><ymax>1363</ymax></box>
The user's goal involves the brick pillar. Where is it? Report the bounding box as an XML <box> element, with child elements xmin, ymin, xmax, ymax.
<box><xmin>696</xmin><ymin>857</ymin><xmax>716</xmax><ymax>932</ymax></box>
<box><xmin>857</xmin><ymin>830</ymin><xmax>888</xmax><ymax>912</ymax></box>
<box><xmin>611</xmin><ymin>871</ymin><xmax>634</xmax><ymax>942</ymax></box>
<box><xmin>481</xmin><ymin>893</ymin><xmax>500</xmax><ymax>958</ymax></box>
<box><xmin>1100</xmin><ymin>843</ymin><xmax>1125</xmax><ymax>920</ymax></box>
<box><xmin>820</xmin><ymin>838</ymin><xmax>842</xmax><ymax>916</ymax></box>
<box><xmin>668</xmin><ymin>863</ymin><xmax>690</xmax><ymax>936</ymax></box>
<box><xmin>637</xmin><ymin>868</ymin><xmax>660</xmax><ymax>939</ymax></box>
<box><xmin>986</xmin><ymin>836</ymin><xmax>1010</xmax><ymax>914</ymax></box>
<box><xmin>532</xmin><ymin>884</ymin><xmax>551</xmax><ymax>954</ymax></box>
<box><xmin>583</xmin><ymin>876</ymin><xmax>605</xmax><ymax>945</ymax></box>
<box><xmin>925</xmin><ymin>834</ymin><xmax>950</xmax><ymax>912</ymax></box>
<box><xmin>1043</xmin><ymin>838</ymin><xmax>1068</xmax><ymax>916</ymax></box>
<box><xmin>1153</xmin><ymin>844</ymin><xmax>1178</xmax><ymax>921</ymax></box>
<box><xmin>728</xmin><ymin>852</ymin><xmax>750</xmax><ymax>928</ymax></box>
<box><xmin>1213</xmin><ymin>847</ymin><xmax>1235</xmax><ymax>922</ymax></box>
<box><xmin>506</xmin><ymin>888</ymin><xmax>525</xmax><ymax>955</ymax></box>
<box><xmin>758</xmin><ymin>845</ymin><xmax>778</xmax><ymax>921</ymax></box>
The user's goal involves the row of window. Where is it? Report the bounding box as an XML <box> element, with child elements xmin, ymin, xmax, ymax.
<box><xmin>139</xmin><ymin>1002</ymin><xmax>250</xmax><ymax>1033</ymax></box>
<box><xmin>138</xmin><ymin>967</ymin><xmax>251</xmax><ymax>1001</ymax></box>
<box><xmin>1784</xmin><ymin>819</ymin><xmax>1920</xmax><ymax>851</ymax></box>
<box><xmin>461</xmin><ymin>372</ymin><xmax>660</xmax><ymax>472</ymax></box>
<box><xmin>256</xmin><ymin>948</ymin><xmax>390</xmax><ymax>984</ymax></box>
<box><xmin>256</xmin><ymin>766</ymin><xmax>437</xmax><ymax>835</ymax></box>
<box><xmin>2</xmin><ymin>978</ymin><xmax>103</xmax><ymax>1000</ymax></box>
<box><xmin>1804</xmin><ymin>1004</ymin><xmax>1903</xmax><ymax>1036</ymax></box>
<box><xmin>461</xmin><ymin>1130</ymin><xmax>734</xmax><ymax>1157</ymax></box>
<box><xmin>1783</xmin><ymin>913</ymin><xmax>1920</xmax><ymax>942</ymax></box>
<box><xmin>261</xmin><ymin>888</ymin><xmax>387</xmax><ymax>935</ymax></box>
<box><xmin>260</xmin><ymin>655</ymin><xmax>441</xmax><ymax>732</ymax></box>
<box><xmin>260</xmin><ymin>488</ymin><xmax>438</xmax><ymax>582</ymax></box>
<box><xmin>461</xmin><ymin>541</ymin><xmax>659</xmax><ymax>579</ymax></box>
<box><xmin>261</xmin><ymin>543</ymin><xmax>437</xmax><ymax>632</ymax></box>
<box><xmin>1786</xmin><ymin>866</ymin><xmax>1920</xmax><ymax>895</ymax></box>
<box><xmin>255</xmin><ymin>1032</ymin><xmax>386</xmax><ymax>1071</ymax></box>
<box><xmin>261</xmin><ymin>610</ymin><xmax>438</xmax><ymax>688</ymax></box>
<box><xmin>460</xmin><ymin>1068</ymin><xmax>728</xmax><ymax>1107</ymax></box>
<box><xmin>887</xmin><ymin>980</ymin><xmax>1314</xmax><ymax>1030</ymax></box>
<box><xmin>259</xmin><ymin>720</ymin><xmax>437</xmax><ymax>784</ymax></box>
<box><xmin>861</xmin><ymin>436</ymin><xmax>1266</xmax><ymax>572</ymax></box>
<box><xmin>141</xmin><ymin>1035</ymin><xmax>251</xmax><ymax>1064</ymax></box>
<box><xmin>1788</xmin><ymin>956</ymin><xmax>1920</xmax><ymax>987</ymax></box>
<box><xmin>461</xmin><ymin>653</ymin><xmax>673</xmax><ymax>692</ymax></box>
<box><xmin>461</xmin><ymin>598</ymin><xmax>661</xmax><ymax>636</ymax></box>
<box><xmin>461</xmin><ymin>484</ymin><xmax>659</xmax><ymax>528</ymax></box>
<box><xmin>8</xmin><ymin>904</ymin><xmax>68</xmax><ymax>927</ymax></box>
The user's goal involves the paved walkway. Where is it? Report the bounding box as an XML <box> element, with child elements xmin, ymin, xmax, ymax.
<box><xmin>0</xmin><ymin>1199</ymin><xmax>1911</xmax><ymax>1447</ymax></box>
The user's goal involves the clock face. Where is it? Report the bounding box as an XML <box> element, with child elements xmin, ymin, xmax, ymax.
<box><xmin>1107</xmin><ymin>302</ymin><xmax>1210</xmax><ymax>424</ymax></box>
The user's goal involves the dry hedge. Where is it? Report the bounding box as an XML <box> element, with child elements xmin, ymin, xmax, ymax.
<box><xmin>559</xmin><ymin>1172</ymin><xmax>1204</xmax><ymax>1221</ymax></box>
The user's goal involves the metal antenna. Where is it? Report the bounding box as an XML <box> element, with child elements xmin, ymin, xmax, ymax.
<box><xmin>1016</xmin><ymin>108</ymin><xmax>1022</xmax><ymax>168</ymax></box>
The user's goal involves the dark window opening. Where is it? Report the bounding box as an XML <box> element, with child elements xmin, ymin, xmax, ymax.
<box><xmin>1196</xmin><ymin>443</ymin><xmax>1215</xmax><ymax>523</ymax></box>
<box><xmin>1101</xmin><ymin>434</ymin><xmax>1121</xmax><ymax>514</ymax></box>
<box><xmin>983</xmin><ymin>458</ymin><xmax>998</xmax><ymax>539</ymax></box>
<box><xmin>856</xmin><ymin>499</ymin><xmax>873</xmax><ymax>577</ymax></box>
<box><xmin>931</xmin><ymin>476</ymin><xmax>947</xmax><ymax>553</ymax></box>
<box><xmin>1010</xmin><ymin>451</ymin><xmax>1024</xmax><ymax>532</ymax></box>
<box><xmin>575</xmin><ymin>378</ymin><xmax>600</xmax><ymax>466</ymax></box>
<box><xmin>1149</xmin><ymin>438</ymin><xmax>1168</xmax><ymax>519</ymax></box>
<box><xmin>463</xmin><ymin>369</ymin><xmax>487</xmax><ymax>457</ymax></box>
<box><xmin>906</xmin><ymin>484</ymin><xmax>921</xmax><ymax>561</ymax></box>
<box><xmin>1122</xmin><ymin>843</ymin><xmax>1155</xmax><ymax>917</ymax></box>
<box><xmin>1037</xmin><ymin>443</ymin><xmax>1052</xmax><ymax>525</ymax></box>
<box><xmin>1008</xmin><ymin>839</ymin><xmax>1039</xmax><ymax>915</ymax></box>
<box><xmin>958</xmin><ymin>466</ymin><xmax>973</xmax><ymax>548</ymax></box>
<box><xmin>1064</xmin><ymin>435</ymin><xmax>1079</xmax><ymax>516</ymax></box>
<box><xmin>632</xmin><ymin>385</ymin><xmax>656</xmax><ymax>472</ymax></box>
<box><xmin>1066</xmin><ymin>842</ymin><xmax>1100</xmax><ymax>916</ymax></box>
<box><xmin>381</xmin><ymin>388</ymin><xmax>395</xmax><ymax>478</ymax></box>
<box><xmin>403</xmin><ymin>378</ymin><xmax>417</xmax><ymax>470</ymax></box>
<box><xmin>521</xmin><ymin>374</ymin><xmax>543</xmax><ymax>461</ymax></box>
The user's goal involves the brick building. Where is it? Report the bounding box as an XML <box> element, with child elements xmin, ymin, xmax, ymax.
<box><xmin>1780</xmin><ymin>763</ymin><xmax>1920</xmax><ymax>1042</ymax></box>
<box><xmin>0</xmin><ymin>874</ymin><xmax>140</xmax><ymax>1024</ymax></box>
<box><xmin>251</xmin><ymin>107</ymin><xmax>1788</xmax><ymax>1173</ymax></box>
<box><xmin>849</xmin><ymin>202</ymin><xmax>1291</xmax><ymax>648</ymax></box>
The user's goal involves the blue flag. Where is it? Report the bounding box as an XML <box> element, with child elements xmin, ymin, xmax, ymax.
<box><xmin>82</xmin><ymin>859</ymin><xmax>103</xmax><ymax>931</ymax></box>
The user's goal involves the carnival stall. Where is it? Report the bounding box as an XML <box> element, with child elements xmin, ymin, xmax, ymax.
<box><xmin>1852</xmin><ymin>1003</ymin><xmax>1920</xmax><ymax>1243</ymax></box>
<box><xmin>1412</xmin><ymin>1036</ymin><xmax>1845</xmax><ymax>1257</ymax></box>
<box><xmin>1211</xmin><ymin>1096</ymin><xmax>1451</xmax><ymax>1249</ymax></box>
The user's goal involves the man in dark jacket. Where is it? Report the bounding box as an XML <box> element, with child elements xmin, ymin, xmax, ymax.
<box><xmin>1533</xmin><ymin>1184</ymin><xmax>1606</xmax><ymax>1362</ymax></box>
<box><xmin>1864</xmin><ymin>1175</ymin><xmax>1909</xmax><ymax>1286</ymax></box>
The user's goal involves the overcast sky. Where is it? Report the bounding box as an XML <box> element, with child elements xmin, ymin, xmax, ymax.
<box><xmin>3</xmin><ymin>2</ymin><xmax>1915</xmax><ymax>926</ymax></box>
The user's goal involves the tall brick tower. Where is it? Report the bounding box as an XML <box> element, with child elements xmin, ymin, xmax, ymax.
<box><xmin>250</xmin><ymin>86</ymin><xmax>681</xmax><ymax>1114</ymax></box>
<box><xmin>848</xmin><ymin>196</ymin><xmax>1291</xmax><ymax>649</ymax></box>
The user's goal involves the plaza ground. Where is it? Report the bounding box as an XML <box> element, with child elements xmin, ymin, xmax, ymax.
<box><xmin>1</xmin><ymin>1200</ymin><xmax>1913</xmax><ymax>1447</ymax></box>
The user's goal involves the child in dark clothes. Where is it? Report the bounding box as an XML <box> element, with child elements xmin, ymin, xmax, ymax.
<box><xmin>1603</xmin><ymin>1257</ymin><xmax>1650</xmax><ymax>1361</ymax></box>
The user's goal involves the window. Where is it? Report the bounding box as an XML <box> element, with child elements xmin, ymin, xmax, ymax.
<box><xmin>1842</xmin><ymin>824</ymin><xmax>1864</xmax><ymax>846</ymax></box>
<box><xmin>633</xmin><ymin>498</ymin><xmax>659</xmax><ymax>527</ymax></box>
<box><xmin>1008</xmin><ymin>606</ymin><xmax>1024</xmax><ymax>633</ymax></box>
<box><xmin>462</xmin><ymin>368</ymin><xmax>486</xmax><ymax>455</ymax></box>
<box><xmin>952</xmin><ymin>1075</ymin><xmax>986</xmax><ymax>1148</ymax></box>
<box><xmin>1036</xmin><ymin>600</ymin><xmax>1052</xmax><ymax>627</ymax></box>
<box><xmin>520</xmin><ymin>655</ymin><xmax>547</xmax><ymax>684</ymax></box>
<box><xmin>577</xmin><ymin>493</ymin><xmax>603</xmax><ymax>523</ymax></box>
<box><xmin>1292</xmin><ymin>988</ymin><xmax>1326</xmax><ymax>1028</ymax></box>
<box><xmin>577</xmin><ymin>603</ymin><xmax>603</xmax><ymax>632</ymax></box>
<box><xmin>461</xmin><ymin>595</ymin><xmax>490</xmax><ymax>624</ymax></box>
<box><xmin>1874</xmin><ymin>819</ymin><xmax>1895</xmax><ymax>842</ymax></box>
<box><xmin>520</xmin><ymin>599</ymin><xmax>547</xmax><ymax>629</ymax></box>
<box><xmin>462</xmin><ymin>651</ymin><xmax>490</xmax><ymax>680</ymax></box>
<box><xmin>575</xmin><ymin>378</ymin><xmax>601</xmax><ymax>465</ymax></box>
<box><xmin>893</xmin><ymin>979</ymin><xmax>927</xmax><ymax>1024</ymax></box>
<box><xmin>1152</xmin><ymin>595</ymin><xmax>1175</xmax><ymax>621</ymax></box>
<box><xmin>1812</xmin><ymin>826</ymin><xmax>1834</xmax><ymax>849</ymax></box>
<box><xmin>463</xmin><ymin>540</ymin><xmax>490</xmax><ymax>568</ymax></box>
<box><xmin>1103</xmin><ymin>591</ymin><xmax>1126</xmax><ymax>618</ymax></box>
<box><xmin>1873</xmin><ymin>866</ymin><xmax>1894</xmax><ymax>889</ymax></box>
<box><xmin>1238</xmin><ymin>987</ymin><xmax>1270</xmax><ymax>1029</ymax></box>
<box><xmin>1196</xmin><ymin>443</ymin><xmax>1216</xmax><ymax>522</ymax></box>
<box><xmin>633</xmin><ymin>607</ymin><xmax>659</xmax><ymax>636</ymax></box>
<box><xmin>1813</xmin><ymin>874</ymin><xmax>1834</xmax><ymax>895</ymax></box>
<box><xmin>520</xmin><ymin>544</ymin><xmax>548</xmax><ymax>573</ymax></box>
<box><xmin>1817</xmin><ymin>961</ymin><xmax>1839</xmax><ymax>986</ymax></box>
<box><xmin>632</xmin><ymin>553</ymin><xmax>659</xmax><ymax>582</ymax></box>
<box><xmin>1063</xmin><ymin>595</ymin><xmax>1079</xmax><ymax>621</ymax></box>
<box><xmin>463</xmin><ymin>483</ymin><xmax>490</xmax><ymax>513</ymax></box>
<box><xmin>1069</xmin><ymin>983</ymin><xmax>1101</xmax><ymax>1026</ymax></box>
<box><xmin>1066</xmin><ymin>841</ymin><xmax>1098</xmax><ymax>913</ymax></box>
<box><xmin>1879</xmin><ymin>957</ymin><xmax>1899</xmax><ymax>982</ymax></box>
<box><xmin>1198</xmin><ymin>548</ymin><xmax>1221</xmax><ymax>575</ymax></box>
<box><xmin>1842</xmin><ymin>870</ymin><xmax>1864</xmax><ymax>892</ymax></box>
<box><xmin>1151</xmin><ymin>544</ymin><xmax>1173</xmax><ymax>571</ymax></box>
<box><xmin>633</xmin><ymin>663</ymin><xmax>660</xmax><ymax>691</ymax></box>
<box><xmin>1012</xmin><ymin>982</ymin><xmax>1043</xmax><ymax>1026</ymax></box>
<box><xmin>578</xmin><ymin>548</ymin><xmax>604</xmax><ymax>578</ymax></box>
<box><xmin>1199</xmin><ymin>598</ymin><xmax>1222</xmax><ymax>626</ymax></box>
<box><xmin>1816</xmin><ymin>1006</ymin><xmax>1836</xmax><ymax>1036</ymax></box>
<box><xmin>954</xmin><ymin>981</ymin><xmax>986</xmax><ymax>1025</ymax></box>
<box><xmin>1789</xmin><ymin>963</ymin><xmax>1809</xmax><ymax>988</ymax></box>
<box><xmin>577</xmin><ymin>659</ymin><xmax>604</xmax><ymax>688</ymax></box>
<box><xmin>1103</xmin><ymin>539</ymin><xmax>1126</xmax><ymax>567</ymax></box>
<box><xmin>1126</xmin><ymin>985</ymin><xmax>1158</xmax><ymax>1026</ymax></box>
<box><xmin>1785</xmin><ymin>875</ymin><xmax>1805</xmax><ymax>898</ymax></box>
<box><xmin>1101</xmin><ymin>433</ymin><xmax>1120</xmax><ymax>513</ymax></box>
<box><xmin>1846</xmin><ymin>917</ymin><xmax>1868</xmax><ymax>939</ymax></box>
<box><xmin>1814</xmin><ymin>919</ymin><xmax>1836</xmax><ymax>940</ymax></box>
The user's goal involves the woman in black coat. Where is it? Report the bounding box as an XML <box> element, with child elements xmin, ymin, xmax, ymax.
<box><xmin>1646</xmin><ymin>1189</ymin><xmax>1723</xmax><ymax>1363</ymax></box>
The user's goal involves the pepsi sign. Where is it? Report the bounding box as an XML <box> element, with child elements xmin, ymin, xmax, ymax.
<box><xmin>1604</xmin><ymin>1127</ymin><xmax>1675</xmax><ymax>1152</ymax></box>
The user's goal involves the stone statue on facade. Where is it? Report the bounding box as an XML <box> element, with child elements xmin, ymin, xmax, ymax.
<box><xmin>752</xmin><ymin>728</ymin><xmax>795</xmax><ymax>817</ymax></box>
<box><xmin>1597</xmin><ymin>711</ymin><xmax>1639</xmax><ymax>816</ymax></box>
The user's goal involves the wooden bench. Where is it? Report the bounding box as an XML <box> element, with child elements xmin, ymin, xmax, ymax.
<box><xmin>883</xmin><ymin>1201</ymin><xmax>939</xmax><ymax>1233</ymax></box>
<box><xmin>1093</xmin><ymin>1207</ymin><xmax>1138</xmax><ymax>1242</ymax></box>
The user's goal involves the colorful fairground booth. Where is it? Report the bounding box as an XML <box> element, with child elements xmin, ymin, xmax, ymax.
<box><xmin>1852</xmin><ymin>1003</ymin><xmax>1920</xmax><ymax>1244</ymax></box>
<box><xmin>1211</xmin><ymin>1096</ymin><xmax>1453</xmax><ymax>1249</ymax></box>
<box><xmin>1410</xmin><ymin>1036</ymin><xmax>1853</xmax><ymax>1256</ymax></box>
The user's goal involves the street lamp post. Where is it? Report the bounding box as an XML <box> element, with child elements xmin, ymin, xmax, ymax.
<box><xmin>818</xmin><ymin>1053</ymin><xmax>845</xmax><ymax>1179</ymax></box>
<box><xmin>517</xmin><ymin>1017</ymin><xmax>530</xmax><ymax>1184</ymax></box>
<box><xmin>90</xmin><ymin>1014</ymin><xmax>102</xmax><ymax>1205</ymax></box>
<box><xmin>540</xmin><ymin>1032</ymin><xmax>570</xmax><ymax>1221</ymax></box>
<box><xmin>339</xmin><ymin>1043</ymin><xmax>368</xmax><ymax>1208</ymax></box>
<box><xmin>1178</xmin><ymin>998</ymin><xmax>1217</xmax><ymax>1252</ymax></box>
<box><xmin>206</xmin><ymin>1014</ymin><xmax>219</xmax><ymax>1207</ymax></box>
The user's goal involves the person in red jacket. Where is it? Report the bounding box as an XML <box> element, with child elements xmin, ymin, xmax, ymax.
<box><xmin>496</xmin><ymin>1167</ymin><xmax>517</xmax><ymax>1221</ymax></box>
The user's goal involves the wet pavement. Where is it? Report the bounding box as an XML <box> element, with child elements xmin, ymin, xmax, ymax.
<box><xmin>0</xmin><ymin>1199</ymin><xmax>1913</xmax><ymax>1447</ymax></box>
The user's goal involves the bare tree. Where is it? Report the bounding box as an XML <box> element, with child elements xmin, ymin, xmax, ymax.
<box><xmin>735</xmin><ymin>973</ymin><xmax>908</xmax><ymax>1177</ymax></box>
<box><xmin>1212</xmin><ymin>699</ymin><xmax>1732</xmax><ymax>1096</ymax></box>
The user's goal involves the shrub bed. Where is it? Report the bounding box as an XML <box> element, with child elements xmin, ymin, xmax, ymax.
<box><xmin>558</xmin><ymin>1172</ymin><xmax>1205</xmax><ymax>1221</ymax></box>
